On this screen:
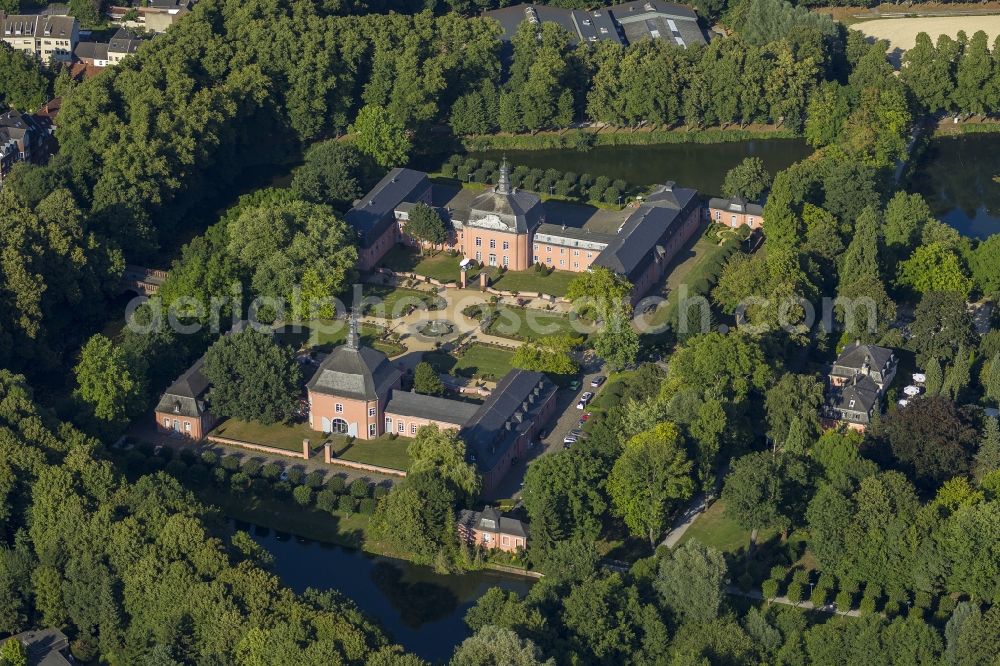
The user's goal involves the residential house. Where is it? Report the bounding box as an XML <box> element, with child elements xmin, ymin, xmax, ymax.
<box><xmin>458</xmin><ymin>506</ymin><xmax>528</xmax><ymax>552</ymax></box>
<box><xmin>0</xmin><ymin>628</ymin><xmax>72</xmax><ymax>666</ymax></box>
<box><xmin>707</xmin><ymin>196</ymin><xmax>764</xmax><ymax>230</ymax></box>
<box><xmin>0</xmin><ymin>12</ymin><xmax>79</xmax><ymax>64</ymax></box>
<box><xmin>74</xmin><ymin>40</ymin><xmax>109</xmax><ymax>67</ymax></box>
<box><xmin>822</xmin><ymin>342</ymin><xmax>898</xmax><ymax>431</ymax></box>
<box><xmin>107</xmin><ymin>26</ymin><xmax>142</xmax><ymax>63</ymax></box>
<box><xmin>0</xmin><ymin>107</ymin><xmax>42</xmax><ymax>184</ymax></box>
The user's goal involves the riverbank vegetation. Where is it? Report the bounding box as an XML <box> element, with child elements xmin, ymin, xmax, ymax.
<box><xmin>0</xmin><ymin>371</ymin><xmax>404</xmax><ymax>664</ymax></box>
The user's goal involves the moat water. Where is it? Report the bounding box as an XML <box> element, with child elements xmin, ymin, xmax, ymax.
<box><xmin>467</xmin><ymin>137</ymin><xmax>814</xmax><ymax>196</ymax></box>
<box><xmin>908</xmin><ymin>134</ymin><xmax>1000</xmax><ymax>239</ymax></box>
<box><xmin>244</xmin><ymin>522</ymin><xmax>533</xmax><ymax>662</ymax></box>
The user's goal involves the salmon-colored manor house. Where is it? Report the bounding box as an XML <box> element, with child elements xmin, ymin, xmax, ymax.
<box><xmin>350</xmin><ymin>160</ymin><xmax>706</xmax><ymax>301</ymax></box>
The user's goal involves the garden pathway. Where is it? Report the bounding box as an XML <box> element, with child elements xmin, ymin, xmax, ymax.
<box><xmin>725</xmin><ymin>586</ymin><xmax>862</xmax><ymax>617</ymax></box>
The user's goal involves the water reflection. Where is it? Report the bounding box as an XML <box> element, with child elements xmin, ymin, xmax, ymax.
<box><xmin>242</xmin><ymin>521</ymin><xmax>533</xmax><ymax>662</ymax></box>
<box><xmin>909</xmin><ymin>135</ymin><xmax>1000</xmax><ymax>238</ymax></box>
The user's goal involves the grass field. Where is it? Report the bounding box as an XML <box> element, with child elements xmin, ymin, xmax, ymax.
<box><xmin>275</xmin><ymin>320</ymin><xmax>404</xmax><ymax>356</ymax></box>
<box><xmin>491</xmin><ymin>269</ymin><xmax>577</xmax><ymax>297</ymax></box>
<box><xmin>210</xmin><ymin>419</ymin><xmax>319</xmax><ymax>453</ymax></box>
<box><xmin>361</xmin><ymin>284</ymin><xmax>441</xmax><ymax>319</ymax></box>
<box><xmin>424</xmin><ymin>343</ymin><xmax>514</xmax><ymax>380</ymax></box>
<box><xmin>332</xmin><ymin>434</ymin><xmax>413</xmax><ymax>471</ymax></box>
<box><xmin>678</xmin><ymin>500</ymin><xmax>778</xmax><ymax>554</ymax></box>
<box><xmin>485</xmin><ymin>305</ymin><xmax>590</xmax><ymax>342</ymax></box>
<box><xmin>380</xmin><ymin>247</ymin><xmax>474</xmax><ymax>283</ymax></box>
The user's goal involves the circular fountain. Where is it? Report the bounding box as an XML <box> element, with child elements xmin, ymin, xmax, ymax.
<box><xmin>417</xmin><ymin>319</ymin><xmax>455</xmax><ymax>337</ymax></box>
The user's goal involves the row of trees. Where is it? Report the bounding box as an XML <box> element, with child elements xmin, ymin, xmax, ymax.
<box><xmin>0</xmin><ymin>370</ymin><xmax>407</xmax><ymax>664</ymax></box>
<box><xmin>902</xmin><ymin>30</ymin><xmax>1000</xmax><ymax>116</ymax></box>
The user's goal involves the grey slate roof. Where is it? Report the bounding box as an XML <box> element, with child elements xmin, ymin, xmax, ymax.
<box><xmin>828</xmin><ymin>374</ymin><xmax>880</xmax><ymax>420</ymax></box>
<box><xmin>608</xmin><ymin>0</ymin><xmax>706</xmax><ymax>46</ymax></box>
<box><xmin>74</xmin><ymin>41</ymin><xmax>108</xmax><ymax>61</ymax></box>
<box><xmin>466</xmin><ymin>170</ymin><xmax>545</xmax><ymax>235</ymax></box>
<box><xmin>461</xmin><ymin>369</ymin><xmax>556</xmax><ymax>473</ymax></box>
<box><xmin>108</xmin><ymin>27</ymin><xmax>142</xmax><ymax>55</ymax></box>
<box><xmin>592</xmin><ymin>181</ymin><xmax>698</xmax><ymax>280</ymax></box>
<box><xmin>484</xmin><ymin>4</ymin><xmax>581</xmax><ymax>41</ymax></box>
<box><xmin>306</xmin><ymin>345</ymin><xmax>401</xmax><ymax>401</ymax></box>
<box><xmin>708</xmin><ymin>196</ymin><xmax>764</xmax><ymax>215</ymax></box>
<box><xmin>155</xmin><ymin>355</ymin><xmax>210</xmax><ymax>419</ymax></box>
<box><xmin>1</xmin><ymin>629</ymin><xmax>71</xmax><ymax>666</ymax></box>
<box><xmin>347</xmin><ymin>168</ymin><xmax>430</xmax><ymax>248</ymax></box>
<box><xmin>384</xmin><ymin>390</ymin><xmax>481</xmax><ymax>427</ymax></box>
<box><xmin>1</xmin><ymin>13</ymin><xmax>76</xmax><ymax>39</ymax></box>
<box><xmin>534</xmin><ymin>223</ymin><xmax>615</xmax><ymax>249</ymax></box>
<box><xmin>458</xmin><ymin>508</ymin><xmax>528</xmax><ymax>538</ymax></box>
<box><xmin>832</xmin><ymin>342</ymin><xmax>895</xmax><ymax>375</ymax></box>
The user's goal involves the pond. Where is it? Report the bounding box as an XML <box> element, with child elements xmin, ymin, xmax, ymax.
<box><xmin>244</xmin><ymin>522</ymin><xmax>534</xmax><ymax>663</ymax></box>
<box><xmin>467</xmin><ymin>137</ymin><xmax>813</xmax><ymax>196</ymax></box>
<box><xmin>908</xmin><ymin>134</ymin><xmax>1000</xmax><ymax>239</ymax></box>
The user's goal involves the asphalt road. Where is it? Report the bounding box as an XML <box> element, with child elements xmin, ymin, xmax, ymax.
<box><xmin>482</xmin><ymin>354</ymin><xmax>609</xmax><ymax>502</ymax></box>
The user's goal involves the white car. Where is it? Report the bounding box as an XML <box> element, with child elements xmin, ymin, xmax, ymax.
<box><xmin>576</xmin><ymin>400</ymin><xmax>587</xmax><ymax>410</ymax></box>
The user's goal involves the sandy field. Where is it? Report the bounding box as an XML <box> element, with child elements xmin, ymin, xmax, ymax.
<box><xmin>855</xmin><ymin>15</ymin><xmax>1000</xmax><ymax>52</ymax></box>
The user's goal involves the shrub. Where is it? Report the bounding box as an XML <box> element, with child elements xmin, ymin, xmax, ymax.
<box><xmin>359</xmin><ymin>498</ymin><xmax>377</xmax><ymax>514</ymax></box>
<box><xmin>840</xmin><ymin>577</ymin><xmax>860</xmax><ymax>594</ymax></box>
<box><xmin>261</xmin><ymin>462</ymin><xmax>282</xmax><ymax>480</ymax></box>
<box><xmin>578</xmin><ymin>172</ymin><xmax>594</xmax><ymax>187</ymax></box>
<box><xmin>936</xmin><ymin>595</ymin><xmax>956</xmax><ymax>617</ymax></box>
<box><xmin>287</xmin><ymin>468</ymin><xmax>306</xmax><ymax>485</ymax></box>
<box><xmin>230</xmin><ymin>472</ymin><xmax>251</xmax><ymax>493</ymax></box>
<box><xmin>473</xmin><ymin>167</ymin><xmax>489</xmax><ymax>183</ymax></box>
<box><xmin>554</xmin><ymin>179</ymin><xmax>573</xmax><ymax>197</ymax></box>
<box><xmin>859</xmin><ymin>593</ymin><xmax>879</xmax><ymax>615</ymax></box>
<box><xmin>201</xmin><ymin>450</ymin><xmax>218</xmax><ymax>466</ymax></box>
<box><xmin>71</xmin><ymin>638</ymin><xmax>99</xmax><ymax>662</ymax></box>
<box><xmin>786</xmin><ymin>582</ymin><xmax>805</xmax><ymax>604</ymax></box>
<box><xmin>762</xmin><ymin>579</ymin><xmax>779</xmax><ymax>600</ymax></box>
<box><xmin>456</xmin><ymin>165</ymin><xmax>470</xmax><ymax>181</ymax></box>
<box><xmin>374</xmin><ymin>485</ymin><xmax>390</xmax><ymax>500</ymax></box>
<box><xmin>792</xmin><ymin>569</ymin><xmax>810</xmax><ymax>585</ymax></box>
<box><xmin>165</xmin><ymin>459</ymin><xmax>188</xmax><ymax>479</ymax></box>
<box><xmin>817</xmin><ymin>572</ymin><xmax>836</xmax><ymax>593</ymax></box>
<box><xmin>769</xmin><ymin>566</ymin><xmax>788</xmax><ymax>583</ymax></box>
<box><xmin>810</xmin><ymin>585</ymin><xmax>828</xmax><ymax>607</ymax></box>
<box><xmin>242</xmin><ymin>459</ymin><xmax>264</xmax><ymax>478</ymax></box>
<box><xmin>737</xmin><ymin>573</ymin><xmax>753</xmax><ymax>592</ymax></box>
<box><xmin>327</xmin><ymin>476</ymin><xmax>346</xmax><ymax>494</ymax></box>
<box><xmin>338</xmin><ymin>495</ymin><xmax>357</xmax><ymax>513</ymax></box>
<box><xmin>462</xmin><ymin>157</ymin><xmax>480</xmax><ymax>171</ymax></box>
<box><xmin>293</xmin><ymin>485</ymin><xmax>313</xmax><ymax>507</ymax></box>
<box><xmin>612</xmin><ymin>178</ymin><xmax>627</xmax><ymax>192</ymax></box>
<box><xmin>835</xmin><ymin>590</ymin><xmax>853</xmax><ymax>610</ymax></box>
<box><xmin>212</xmin><ymin>467</ymin><xmax>229</xmax><ymax>486</ymax></box>
<box><xmin>179</xmin><ymin>449</ymin><xmax>198</xmax><ymax>465</ymax></box>
<box><xmin>273</xmin><ymin>480</ymin><xmax>292</xmax><ymax>497</ymax></box>
<box><xmin>446</xmin><ymin>154</ymin><xmax>464</xmax><ymax>167</ymax></box>
<box><xmin>440</xmin><ymin>163</ymin><xmax>456</xmax><ymax>178</ymax></box>
<box><xmin>602</xmin><ymin>186</ymin><xmax>621</xmax><ymax>205</ymax></box>
<box><xmin>316</xmin><ymin>489</ymin><xmax>338</xmax><ymax>513</ymax></box>
<box><xmin>883</xmin><ymin>600</ymin><xmax>901</xmax><ymax>618</ymax></box>
<box><xmin>221</xmin><ymin>455</ymin><xmax>241</xmax><ymax>471</ymax></box>
<box><xmin>350</xmin><ymin>478</ymin><xmax>370</xmax><ymax>499</ymax></box>
<box><xmin>251</xmin><ymin>478</ymin><xmax>270</xmax><ymax>494</ymax></box>
<box><xmin>914</xmin><ymin>591</ymin><xmax>932</xmax><ymax>609</ymax></box>
<box><xmin>593</xmin><ymin>175</ymin><xmax>611</xmax><ymax>192</ymax></box>
<box><xmin>305</xmin><ymin>471</ymin><xmax>325</xmax><ymax>489</ymax></box>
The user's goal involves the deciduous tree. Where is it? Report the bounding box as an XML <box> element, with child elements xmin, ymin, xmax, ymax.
<box><xmin>655</xmin><ymin>539</ymin><xmax>728</xmax><ymax>624</ymax></box>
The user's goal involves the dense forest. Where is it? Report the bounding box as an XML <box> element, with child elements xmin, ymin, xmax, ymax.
<box><xmin>0</xmin><ymin>0</ymin><xmax>999</xmax><ymax>661</ymax></box>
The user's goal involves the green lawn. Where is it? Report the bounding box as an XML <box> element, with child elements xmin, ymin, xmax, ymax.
<box><xmin>361</xmin><ymin>284</ymin><xmax>441</xmax><ymax>319</ymax></box>
<box><xmin>678</xmin><ymin>500</ymin><xmax>777</xmax><ymax>554</ymax></box>
<box><xmin>210</xmin><ymin>419</ymin><xmax>320</xmax><ymax>453</ymax></box>
<box><xmin>380</xmin><ymin>246</ymin><xmax>476</xmax><ymax>283</ymax></box>
<box><xmin>332</xmin><ymin>434</ymin><xmax>413</xmax><ymax>471</ymax></box>
<box><xmin>275</xmin><ymin>320</ymin><xmax>403</xmax><ymax>356</ymax></box>
<box><xmin>424</xmin><ymin>343</ymin><xmax>514</xmax><ymax>380</ymax></box>
<box><xmin>490</xmin><ymin>269</ymin><xmax>577</xmax><ymax>297</ymax></box>
<box><xmin>484</xmin><ymin>305</ymin><xmax>590</xmax><ymax>342</ymax></box>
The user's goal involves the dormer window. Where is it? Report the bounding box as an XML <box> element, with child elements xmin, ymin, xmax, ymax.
<box><xmin>848</xmin><ymin>399</ymin><xmax>855</xmax><ymax>408</ymax></box>
<box><xmin>481</xmin><ymin>519</ymin><xmax>496</xmax><ymax>529</ymax></box>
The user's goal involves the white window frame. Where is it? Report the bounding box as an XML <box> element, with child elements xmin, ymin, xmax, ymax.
<box><xmin>335</xmin><ymin>403</ymin><xmax>344</xmax><ymax>413</ymax></box>
<box><xmin>368</xmin><ymin>407</ymin><xmax>376</xmax><ymax>417</ymax></box>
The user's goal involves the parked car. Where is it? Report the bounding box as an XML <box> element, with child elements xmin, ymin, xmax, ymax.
<box><xmin>590</xmin><ymin>375</ymin><xmax>605</xmax><ymax>388</ymax></box>
<box><xmin>568</xmin><ymin>379</ymin><xmax>581</xmax><ymax>391</ymax></box>
<box><xmin>576</xmin><ymin>399</ymin><xmax>587</xmax><ymax>410</ymax></box>
<box><xmin>581</xmin><ymin>391</ymin><xmax>594</xmax><ymax>403</ymax></box>
<box><xmin>563</xmin><ymin>434</ymin><xmax>578</xmax><ymax>445</ymax></box>
<box><xmin>580</xmin><ymin>412</ymin><xmax>592</xmax><ymax>422</ymax></box>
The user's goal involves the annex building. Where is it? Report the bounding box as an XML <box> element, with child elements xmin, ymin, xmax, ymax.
<box><xmin>351</xmin><ymin>161</ymin><xmax>702</xmax><ymax>301</ymax></box>
<box><xmin>484</xmin><ymin>1</ymin><xmax>708</xmax><ymax>48</ymax></box>
<box><xmin>304</xmin><ymin>316</ymin><xmax>557</xmax><ymax>492</ymax></box>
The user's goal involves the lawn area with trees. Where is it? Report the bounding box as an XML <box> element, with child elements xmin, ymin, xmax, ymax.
<box><xmin>424</xmin><ymin>342</ymin><xmax>514</xmax><ymax>381</ymax></box>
